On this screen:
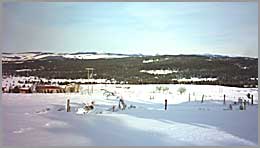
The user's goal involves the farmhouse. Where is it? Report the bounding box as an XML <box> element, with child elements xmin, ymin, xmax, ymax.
<box><xmin>36</xmin><ymin>85</ymin><xmax>65</xmax><ymax>93</ymax></box>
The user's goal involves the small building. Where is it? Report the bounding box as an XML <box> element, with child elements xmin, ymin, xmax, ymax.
<box><xmin>65</xmin><ymin>83</ymin><xmax>80</xmax><ymax>93</ymax></box>
<box><xmin>36</xmin><ymin>85</ymin><xmax>65</xmax><ymax>93</ymax></box>
<box><xmin>19</xmin><ymin>87</ymin><xmax>31</xmax><ymax>93</ymax></box>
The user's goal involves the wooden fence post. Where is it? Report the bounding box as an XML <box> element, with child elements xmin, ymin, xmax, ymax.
<box><xmin>223</xmin><ymin>94</ymin><xmax>226</xmax><ymax>105</ymax></box>
<box><xmin>251</xmin><ymin>95</ymin><xmax>254</xmax><ymax>105</ymax></box>
<box><xmin>243</xmin><ymin>100</ymin><xmax>246</xmax><ymax>110</ymax></box>
<box><xmin>112</xmin><ymin>105</ymin><xmax>115</xmax><ymax>112</ymax></box>
<box><xmin>165</xmin><ymin>99</ymin><xmax>167</xmax><ymax>110</ymax></box>
<box><xmin>188</xmin><ymin>93</ymin><xmax>190</xmax><ymax>102</ymax></box>
<box><xmin>229</xmin><ymin>104</ymin><xmax>233</xmax><ymax>110</ymax></box>
<box><xmin>66</xmin><ymin>99</ymin><xmax>70</xmax><ymax>112</ymax></box>
<box><xmin>201</xmin><ymin>94</ymin><xmax>204</xmax><ymax>103</ymax></box>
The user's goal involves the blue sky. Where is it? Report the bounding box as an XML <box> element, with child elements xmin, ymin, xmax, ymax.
<box><xmin>2</xmin><ymin>2</ymin><xmax>258</xmax><ymax>57</ymax></box>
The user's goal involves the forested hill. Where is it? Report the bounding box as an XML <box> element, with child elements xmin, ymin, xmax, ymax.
<box><xmin>2</xmin><ymin>53</ymin><xmax>258</xmax><ymax>87</ymax></box>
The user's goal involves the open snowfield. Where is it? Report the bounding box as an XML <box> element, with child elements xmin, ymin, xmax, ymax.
<box><xmin>1</xmin><ymin>84</ymin><xmax>258</xmax><ymax>146</ymax></box>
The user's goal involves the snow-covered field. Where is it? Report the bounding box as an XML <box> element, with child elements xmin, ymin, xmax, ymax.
<box><xmin>1</xmin><ymin>84</ymin><xmax>258</xmax><ymax>146</ymax></box>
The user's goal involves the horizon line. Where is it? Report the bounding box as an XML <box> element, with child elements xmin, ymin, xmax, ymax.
<box><xmin>1</xmin><ymin>51</ymin><xmax>258</xmax><ymax>58</ymax></box>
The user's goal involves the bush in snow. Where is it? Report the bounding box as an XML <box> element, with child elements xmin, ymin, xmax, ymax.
<box><xmin>162</xmin><ymin>86</ymin><xmax>169</xmax><ymax>92</ymax></box>
<box><xmin>156</xmin><ymin>86</ymin><xmax>163</xmax><ymax>92</ymax></box>
<box><xmin>177</xmin><ymin>87</ymin><xmax>186</xmax><ymax>95</ymax></box>
<box><xmin>156</xmin><ymin>86</ymin><xmax>169</xmax><ymax>93</ymax></box>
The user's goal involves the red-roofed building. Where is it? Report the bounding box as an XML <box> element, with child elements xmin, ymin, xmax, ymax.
<box><xmin>19</xmin><ymin>87</ymin><xmax>31</xmax><ymax>93</ymax></box>
<box><xmin>36</xmin><ymin>85</ymin><xmax>65</xmax><ymax>93</ymax></box>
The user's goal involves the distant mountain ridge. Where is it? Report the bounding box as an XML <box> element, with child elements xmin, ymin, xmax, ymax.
<box><xmin>2</xmin><ymin>52</ymin><xmax>257</xmax><ymax>63</ymax></box>
<box><xmin>2</xmin><ymin>52</ymin><xmax>144</xmax><ymax>61</ymax></box>
<box><xmin>2</xmin><ymin>51</ymin><xmax>257</xmax><ymax>57</ymax></box>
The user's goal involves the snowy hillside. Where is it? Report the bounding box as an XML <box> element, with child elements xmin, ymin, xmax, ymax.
<box><xmin>2</xmin><ymin>52</ymin><xmax>59</xmax><ymax>61</ymax></box>
<box><xmin>2</xmin><ymin>52</ymin><xmax>131</xmax><ymax>61</ymax></box>
<box><xmin>2</xmin><ymin>84</ymin><xmax>258</xmax><ymax>146</ymax></box>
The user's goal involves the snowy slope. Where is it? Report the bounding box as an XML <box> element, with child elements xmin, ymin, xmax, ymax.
<box><xmin>2</xmin><ymin>52</ymin><xmax>129</xmax><ymax>61</ymax></box>
<box><xmin>1</xmin><ymin>84</ymin><xmax>258</xmax><ymax>146</ymax></box>
<box><xmin>62</xmin><ymin>54</ymin><xmax>128</xmax><ymax>60</ymax></box>
<box><xmin>2</xmin><ymin>53</ymin><xmax>59</xmax><ymax>61</ymax></box>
